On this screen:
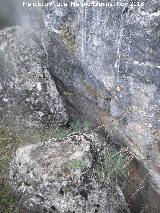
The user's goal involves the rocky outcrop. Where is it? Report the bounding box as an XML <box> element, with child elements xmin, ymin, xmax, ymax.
<box><xmin>9</xmin><ymin>131</ymin><xmax>130</xmax><ymax>213</ymax></box>
<box><xmin>39</xmin><ymin>1</ymin><xmax>160</xmax><ymax>212</ymax></box>
<box><xmin>0</xmin><ymin>25</ymin><xmax>68</xmax><ymax>128</ymax></box>
<box><xmin>3</xmin><ymin>0</ymin><xmax>160</xmax><ymax>212</ymax></box>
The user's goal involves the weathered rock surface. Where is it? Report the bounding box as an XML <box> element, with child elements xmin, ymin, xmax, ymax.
<box><xmin>37</xmin><ymin>1</ymin><xmax>160</xmax><ymax>212</ymax></box>
<box><xmin>0</xmin><ymin>25</ymin><xmax>68</xmax><ymax>128</ymax></box>
<box><xmin>9</xmin><ymin>132</ymin><xmax>130</xmax><ymax>213</ymax></box>
<box><xmin>2</xmin><ymin>0</ymin><xmax>160</xmax><ymax>212</ymax></box>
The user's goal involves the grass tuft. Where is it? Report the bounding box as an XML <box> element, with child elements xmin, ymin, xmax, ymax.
<box><xmin>60</xmin><ymin>24</ymin><xmax>76</xmax><ymax>51</ymax></box>
<box><xmin>0</xmin><ymin>128</ymin><xmax>21</xmax><ymax>213</ymax></box>
<box><xmin>95</xmin><ymin>145</ymin><xmax>132</xmax><ymax>187</ymax></box>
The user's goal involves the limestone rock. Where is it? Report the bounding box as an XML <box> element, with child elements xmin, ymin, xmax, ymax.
<box><xmin>0</xmin><ymin>25</ymin><xmax>68</xmax><ymax>128</ymax></box>
<box><xmin>3</xmin><ymin>0</ymin><xmax>160</xmax><ymax>211</ymax></box>
<box><xmin>9</xmin><ymin>132</ymin><xmax>130</xmax><ymax>213</ymax></box>
<box><xmin>42</xmin><ymin>1</ymin><xmax>160</xmax><ymax>212</ymax></box>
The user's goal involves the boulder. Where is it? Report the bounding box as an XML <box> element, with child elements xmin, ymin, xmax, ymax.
<box><xmin>0</xmin><ymin>25</ymin><xmax>68</xmax><ymax>128</ymax></box>
<box><xmin>9</xmin><ymin>132</ymin><xmax>130</xmax><ymax>213</ymax></box>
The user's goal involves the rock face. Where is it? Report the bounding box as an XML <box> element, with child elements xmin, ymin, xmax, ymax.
<box><xmin>0</xmin><ymin>25</ymin><xmax>68</xmax><ymax>128</ymax></box>
<box><xmin>36</xmin><ymin>1</ymin><xmax>160</xmax><ymax>212</ymax></box>
<box><xmin>2</xmin><ymin>0</ymin><xmax>160</xmax><ymax>212</ymax></box>
<box><xmin>9</xmin><ymin>132</ymin><xmax>130</xmax><ymax>213</ymax></box>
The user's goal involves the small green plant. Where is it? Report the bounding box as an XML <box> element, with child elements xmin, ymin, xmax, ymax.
<box><xmin>94</xmin><ymin>145</ymin><xmax>132</xmax><ymax>211</ymax></box>
<box><xmin>95</xmin><ymin>145</ymin><xmax>132</xmax><ymax>185</ymax></box>
<box><xmin>83</xmin><ymin>120</ymin><xmax>91</xmax><ymax>130</ymax></box>
<box><xmin>68</xmin><ymin>159</ymin><xmax>86</xmax><ymax>169</ymax></box>
<box><xmin>69</xmin><ymin>120</ymin><xmax>91</xmax><ymax>132</ymax></box>
<box><xmin>61</xmin><ymin>159</ymin><xmax>86</xmax><ymax>172</ymax></box>
<box><xmin>0</xmin><ymin>182</ymin><xmax>17</xmax><ymax>213</ymax></box>
<box><xmin>0</xmin><ymin>128</ymin><xmax>21</xmax><ymax>212</ymax></box>
<box><xmin>60</xmin><ymin>24</ymin><xmax>76</xmax><ymax>51</ymax></box>
<box><xmin>19</xmin><ymin>126</ymin><xmax>70</xmax><ymax>143</ymax></box>
<box><xmin>69</xmin><ymin>121</ymin><xmax>82</xmax><ymax>132</ymax></box>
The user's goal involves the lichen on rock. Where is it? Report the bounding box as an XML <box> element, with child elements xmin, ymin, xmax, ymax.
<box><xmin>9</xmin><ymin>131</ymin><xmax>130</xmax><ymax>213</ymax></box>
<box><xmin>0</xmin><ymin>25</ymin><xmax>68</xmax><ymax>128</ymax></box>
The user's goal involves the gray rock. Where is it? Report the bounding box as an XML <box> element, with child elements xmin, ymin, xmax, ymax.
<box><xmin>41</xmin><ymin>1</ymin><xmax>160</xmax><ymax>212</ymax></box>
<box><xmin>9</xmin><ymin>132</ymin><xmax>130</xmax><ymax>213</ymax></box>
<box><xmin>2</xmin><ymin>0</ymin><xmax>160</xmax><ymax>211</ymax></box>
<box><xmin>0</xmin><ymin>25</ymin><xmax>68</xmax><ymax>128</ymax></box>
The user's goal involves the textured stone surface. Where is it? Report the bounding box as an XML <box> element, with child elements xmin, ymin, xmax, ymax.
<box><xmin>9</xmin><ymin>132</ymin><xmax>130</xmax><ymax>213</ymax></box>
<box><xmin>0</xmin><ymin>25</ymin><xmax>68</xmax><ymax>128</ymax></box>
<box><xmin>40</xmin><ymin>1</ymin><xmax>160</xmax><ymax>212</ymax></box>
<box><xmin>2</xmin><ymin>0</ymin><xmax>160</xmax><ymax>212</ymax></box>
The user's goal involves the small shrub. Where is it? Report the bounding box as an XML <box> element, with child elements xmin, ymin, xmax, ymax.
<box><xmin>94</xmin><ymin>144</ymin><xmax>132</xmax><ymax>211</ymax></box>
<box><xmin>95</xmin><ymin>145</ymin><xmax>132</xmax><ymax>186</ymax></box>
